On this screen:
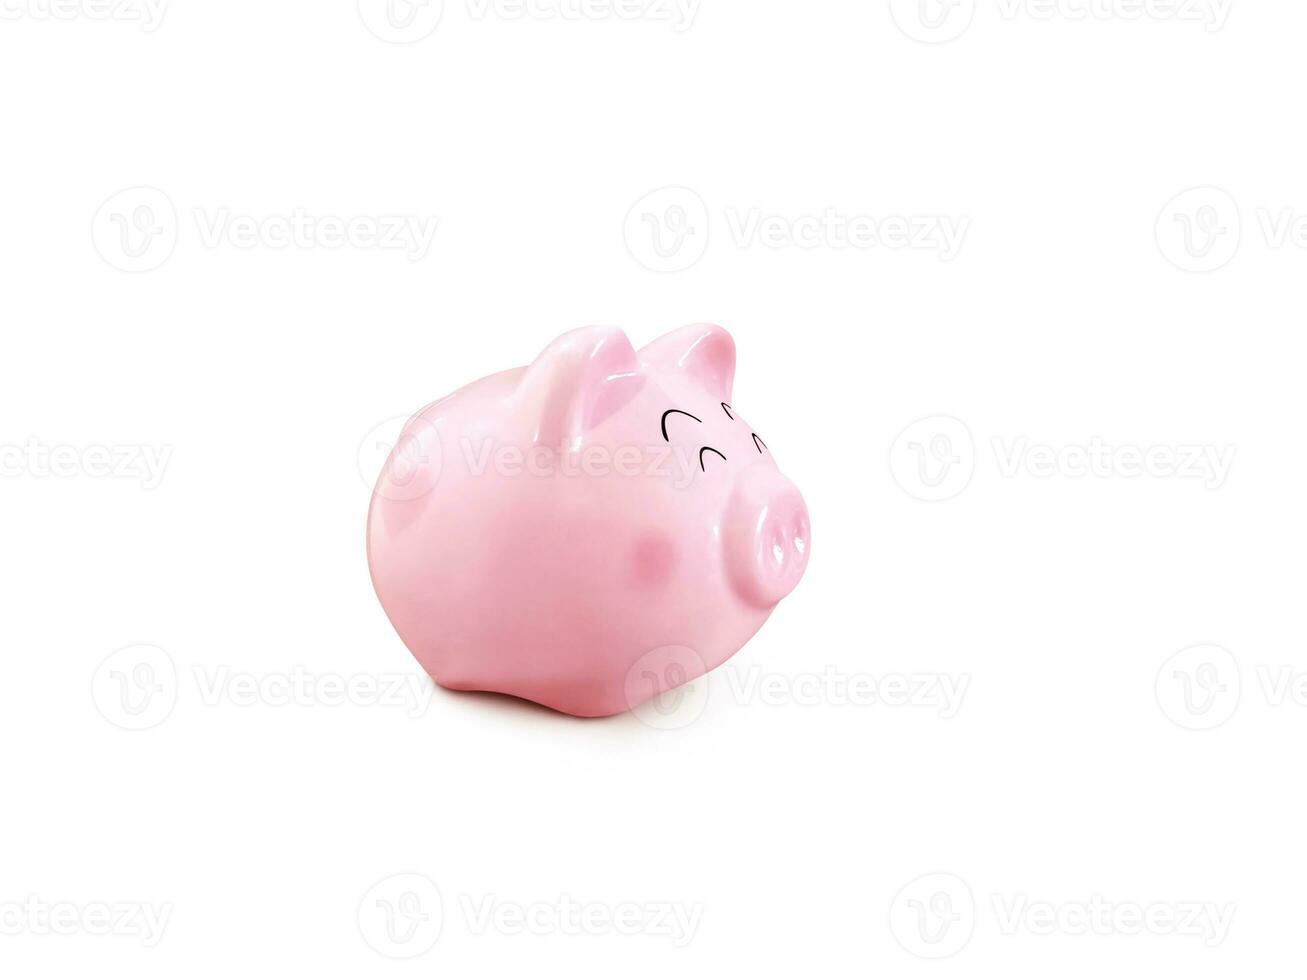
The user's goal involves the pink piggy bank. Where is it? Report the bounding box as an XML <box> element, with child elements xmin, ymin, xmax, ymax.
<box><xmin>367</xmin><ymin>323</ymin><xmax>810</xmax><ymax>717</ymax></box>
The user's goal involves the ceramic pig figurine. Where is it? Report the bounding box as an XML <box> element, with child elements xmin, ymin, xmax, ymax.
<box><xmin>367</xmin><ymin>323</ymin><xmax>810</xmax><ymax>717</ymax></box>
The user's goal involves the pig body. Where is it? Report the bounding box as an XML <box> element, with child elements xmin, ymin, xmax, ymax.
<box><xmin>367</xmin><ymin>324</ymin><xmax>810</xmax><ymax>717</ymax></box>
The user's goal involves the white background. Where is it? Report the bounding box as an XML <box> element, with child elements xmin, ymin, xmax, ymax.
<box><xmin>1</xmin><ymin>0</ymin><xmax>1303</xmax><ymax>976</ymax></box>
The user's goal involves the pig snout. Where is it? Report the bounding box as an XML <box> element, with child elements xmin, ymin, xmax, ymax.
<box><xmin>724</xmin><ymin>464</ymin><xmax>810</xmax><ymax>607</ymax></box>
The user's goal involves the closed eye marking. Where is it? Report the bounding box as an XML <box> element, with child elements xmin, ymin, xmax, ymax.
<box><xmin>699</xmin><ymin>446</ymin><xmax>727</xmax><ymax>471</ymax></box>
<box><xmin>660</xmin><ymin>408</ymin><xmax>702</xmax><ymax>442</ymax></box>
<box><xmin>752</xmin><ymin>433</ymin><xmax>766</xmax><ymax>453</ymax></box>
<box><xmin>721</xmin><ymin>402</ymin><xmax>734</xmax><ymax>420</ymax></box>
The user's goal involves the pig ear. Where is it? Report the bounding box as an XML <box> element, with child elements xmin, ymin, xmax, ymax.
<box><xmin>517</xmin><ymin>326</ymin><xmax>644</xmax><ymax>449</ymax></box>
<box><xmin>637</xmin><ymin>323</ymin><xmax>735</xmax><ymax>401</ymax></box>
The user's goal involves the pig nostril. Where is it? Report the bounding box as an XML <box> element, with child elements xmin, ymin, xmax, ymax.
<box><xmin>765</xmin><ymin>521</ymin><xmax>787</xmax><ymax>569</ymax></box>
<box><xmin>793</xmin><ymin>514</ymin><xmax>810</xmax><ymax>559</ymax></box>
<box><xmin>775</xmin><ymin>515</ymin><xmax>808</xmax><ymax>568</ymax></box>
<box><xmin>763</xmin><ymin>512</ymin><xmax>809</xmax><ymax>573</ymax></box>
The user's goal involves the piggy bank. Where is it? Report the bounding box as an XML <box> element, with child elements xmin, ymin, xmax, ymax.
<box><xmin>367</xmin><ymin>323</ymin><xmax>810</xmax><ymax>717</ymax></box>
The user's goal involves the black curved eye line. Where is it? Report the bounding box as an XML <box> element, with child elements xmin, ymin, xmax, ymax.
<box><xmin>752</xmin><ymin>433</ymin><xmax>766</xmax><ymax>453</ymax></box>
<box><xmin>660</xmin><ymin>408</ymin><xmax>702</xmax><ymax>442</ymax></box>
<box><xmin>721</xmin><ymin>402</ymin><xmax>734</xmax><ymax>420</ymax></box>
<box><xmin>699</xmin><ymin>446</ymin><xmax>727</xmax><ymax>471</ymax></box>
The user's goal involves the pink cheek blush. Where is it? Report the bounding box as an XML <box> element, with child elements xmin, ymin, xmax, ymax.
<box><xmin>630</xmin><ymin>533</ymin><xmax>678</xmax><ymax>588</ymax></box>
